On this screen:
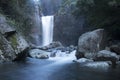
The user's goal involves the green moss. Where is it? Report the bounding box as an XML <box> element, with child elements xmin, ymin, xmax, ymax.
<box><xmin>9</xmin><ymin>34</ymin><xmax>18</xmax><ymax>49</ymax></box>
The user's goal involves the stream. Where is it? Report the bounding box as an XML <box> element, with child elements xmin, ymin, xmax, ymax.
<box><xmin>0</xmin><ymin>57</ymin><xmax>120</xmax><ymax>80</ymax></box>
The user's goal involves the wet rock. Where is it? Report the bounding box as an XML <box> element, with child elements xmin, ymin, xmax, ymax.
<box><xmin>74</xmin><ymin>58</ymin><xmax>93</xmax><ymax>63</ymax></box>
<box><xmin>0</xmin><ymin>50</ymin><xmax>5</xmax><ymax>63</ymax></box>
<box><xmin>116</xmin><ymin>61</ymin><xmax>120</xmax><ymax>65</ymax></box>
<box><xmin>110</xmin><ymin>45</ymin><xmax>120</xmax><ymax>55</ymax></box>
<box><xmin>29</xmin><ymin>49</ymin><xmax>50</xmax><ymax>59</ymax></box>
<box><xmin>94</xmin><ymin>50</ymin><xmax>119</xmax><ymax>65</ymax></box>
<box><xmin>39</xmin><ymin>41</ymin><xmax>63</xmax><ymax>50</ymax></box>
<box><xmin>76</xmin><ymin>29</ymin><xmax>104</xmax><ymax>59</ymax></box>
<box><xmin>50</xmin><ymin>49</ymin><xmax>57</xmax><ymax>57</ymax></box>
<box><xmin>83</xmin><ymin>61</ymin><xmax>111</xmax><ymax>69</ymax></box>
<box><xmin>50</xmin><ymin>50</ymin><xmax>69</xmax><ymax>57</ymax></box>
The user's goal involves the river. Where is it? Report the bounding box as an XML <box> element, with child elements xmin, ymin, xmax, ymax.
<box><xmin>0</xmin><ymin>57</ymin><xmax>120</xmax><ymax>80</ymax></box>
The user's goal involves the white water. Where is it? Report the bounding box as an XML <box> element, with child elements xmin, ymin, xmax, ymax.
<box><xmin>48</xmin><ymin>50</ymin><xmax>76</xmax><ymax>64</ymax></box>
<box><xmin>41</xmin><ymin>16</ymin><xmax>54</xmax><ymax>46</ymax></box>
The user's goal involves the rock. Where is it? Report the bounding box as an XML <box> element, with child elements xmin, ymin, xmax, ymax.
<box><xmin>8</xmin><ymin>34</ymin><xmax>29</xmax><ymax>54</ymax></box>
<box><xmin>0</xmin><ymin>50</ymin><xmax>5</xmax><ymax>63</ymax></box>
<box><xmin>116</xmin><ymin>61</ymin><xmax>120</xmax><ymax>65</ymax></box>
<box><xmin>0</xmin><ymin>14</ymin><xmax>29</xmax><ymax>63</ymax></box>
<box><xmin>50</xmin><ymin>49</ymin><xmax>57</xmax><ymax>57</ymax></box>
<box><xmin>29</xmin><ymin>49</ymin><xmax>50</xmax><ymax>59</ymax></box>
<box><xmin>38</xmin><ymin>41</ymin><xmax>63</xmax><ymax>50</ymax></box>
<box><xmin>83</xmin><ymin>61</ymin><xmax>111</xmax><ymax>69</ymax></box>
<box><xmin>110</xmin><ymin>45</ymin><xmax>120</xmax><ymax>55</ymax></box>
<box><xmin>0</xmin><ymin>15</ymin><xmax>16</xmax><ymax>35</ymax></box>
<box><xmin>74</xmin><ymin>58</ymin><xmax>93</xmax><ymax>63</ymax></box>
<box><xmin>0</xmin><ymin>33</ymin><xmax>16</xmax><ymax>62</ymax></box>
<box><xmin>0</xmin><ymin>15</ymin><xmax>6</xmax><ymax>24</ymax></box>
<box><xmin>76</xmin><ymin>29</ymin><xmax>104</xmax><ymax>59</ymax></box>
<box><xmin>94</xmin><ymin>50</ymin><xmax>119</xmax><ymax>65</ymax></box>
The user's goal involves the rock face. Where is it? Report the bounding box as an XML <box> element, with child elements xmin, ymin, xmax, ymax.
<box><xmin>0</xmin><ymin>15</ymin><xmax>29</xmax><ymax>63</ymax></box>
<box><xmin>76</xmin><ymin>29</ymin><xmax>104</xmax><ymax>59</ymax></box>
<box><xmin>29</xmin><ymin>49</ymin><xmax>49</xmax><ymax>59</ymax></box>
<box><xmin>0</xmin><ymin>16</ymin><xmax>15</xmax><ymax>35</ymax></box>
<box><xmin>54</xmin><ymin>14</ymin><xmax>85</xmax><ymax>46</ymax></box>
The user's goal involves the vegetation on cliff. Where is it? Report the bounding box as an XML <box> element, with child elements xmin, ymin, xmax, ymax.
<box><xmin>61</xmin><ymin>0</ymin><xmax>120</xmax><ymax>40</ymax></box>
<box><xmin>0</xmin><ymin>0</ymin><xmax>35</xmax><ymax>38</ymax></box>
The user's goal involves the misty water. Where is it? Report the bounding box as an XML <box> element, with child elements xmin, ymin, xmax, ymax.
<box><xmin>0</xmin><ymin>57</ymin><xmax>120</xmax><ymax>80</ymax></box>
<box><xmin>42</xmin><ymin>16</ymin><xmax>54</xmax><ymax>46</ymax></box>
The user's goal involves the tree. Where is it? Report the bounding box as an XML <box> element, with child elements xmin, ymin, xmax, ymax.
<box><xmin>73</xmin><ymin>0</ymin><xmax>120</xmax><ymax>39</ymax></box>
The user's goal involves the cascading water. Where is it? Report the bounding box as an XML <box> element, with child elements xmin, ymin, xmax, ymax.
<box><xmin>41</xmin><ymin>16</ymin><xmax>54</xmax><ymax>46</ymax></box>
<box><xmin>33</xmin><ymin>0</ymin><xmax>54</xmax><ymax>46</ymax></box>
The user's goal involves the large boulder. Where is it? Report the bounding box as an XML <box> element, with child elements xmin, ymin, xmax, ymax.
<box><xmin>76</xmin><ymin>29</ymin><xmax>104</xmax><ymax>59</ymax></box>
<box><xmin>94</xmin><ymin>50</ymin><xmax>119</xmax><ymax>65</ymax></box>
<box><xmin>29</xmin><ymin>49</ymin><xmax>50</xmax><ymax>59</ymax></box>
<box><xmin>0</xmin><ymin>15</ymin><xmax>29</xmax><ymax>63</ymax></box>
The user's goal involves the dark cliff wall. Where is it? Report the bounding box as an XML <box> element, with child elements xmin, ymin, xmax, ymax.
<box><xmin>40</xmin><ymin>0</ymin><xmax>62</xmax><ymax>15</ymax></box>
<box><xmin>54</xmin><ymin>14</ymin><xmax>86</xmax><ymax>46</ymax></box>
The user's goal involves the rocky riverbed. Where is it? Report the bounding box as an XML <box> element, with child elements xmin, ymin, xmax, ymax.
<box><xmin>28</xmin><ymin>29</ymin><xmax>120</xmax><ymax>69</ymax></box>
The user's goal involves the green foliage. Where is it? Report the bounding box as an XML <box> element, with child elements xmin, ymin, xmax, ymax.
<box><xmin>58</xmin><ymin>0</ymin><xmax>78</xmax><ymax>15</ymax></box>
<box><xmin>9</xmin><ymin>34</ymin><xmax>18</xmax><ymax>49</ymax></box>
<box><xmin>73</xmin><ymin>0</ymin><xmax>120</xmax><ymax>39</ymax></box>
<box><xmin>0</xmin><ymin>0</ymin><xmax>36</xmax><ymax>38</ymax></box>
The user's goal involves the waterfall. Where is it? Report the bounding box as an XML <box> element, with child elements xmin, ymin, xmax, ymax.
<box><xmin>41</xmin><ymin>16</ymin><xmax>54</xmax><ymax>46</ymax></box>
<box><xmin>33</xmin><ymin>0</ymin><xmax>54</xmax><ymax>46</ymax></box>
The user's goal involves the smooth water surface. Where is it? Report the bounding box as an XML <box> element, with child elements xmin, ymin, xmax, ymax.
<box><xmin>0</xmin><ymin>58</ymin><xmax>120</xmax><ymax>80</ymax></box>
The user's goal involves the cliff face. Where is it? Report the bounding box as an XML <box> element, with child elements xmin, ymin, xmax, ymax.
<box><xmin>0</xmin><ymin>14</ymin><xmax>29</xmax><ymax>63</ymax></box>
<box><xmin>54</xmin><ymin>14</ymin><xmax>86</xmax><ymax>46</ymax></box>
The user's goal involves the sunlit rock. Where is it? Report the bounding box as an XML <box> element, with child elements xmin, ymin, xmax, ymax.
<box><xmin>29</xmin><ymin>49</ymin><xmax>50</xmax><ymax>59</ymax></box>
<box><xmin>76</xmin><ymin>29</ymin><xmax>104</xmax><ymax>59</ymax></box>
